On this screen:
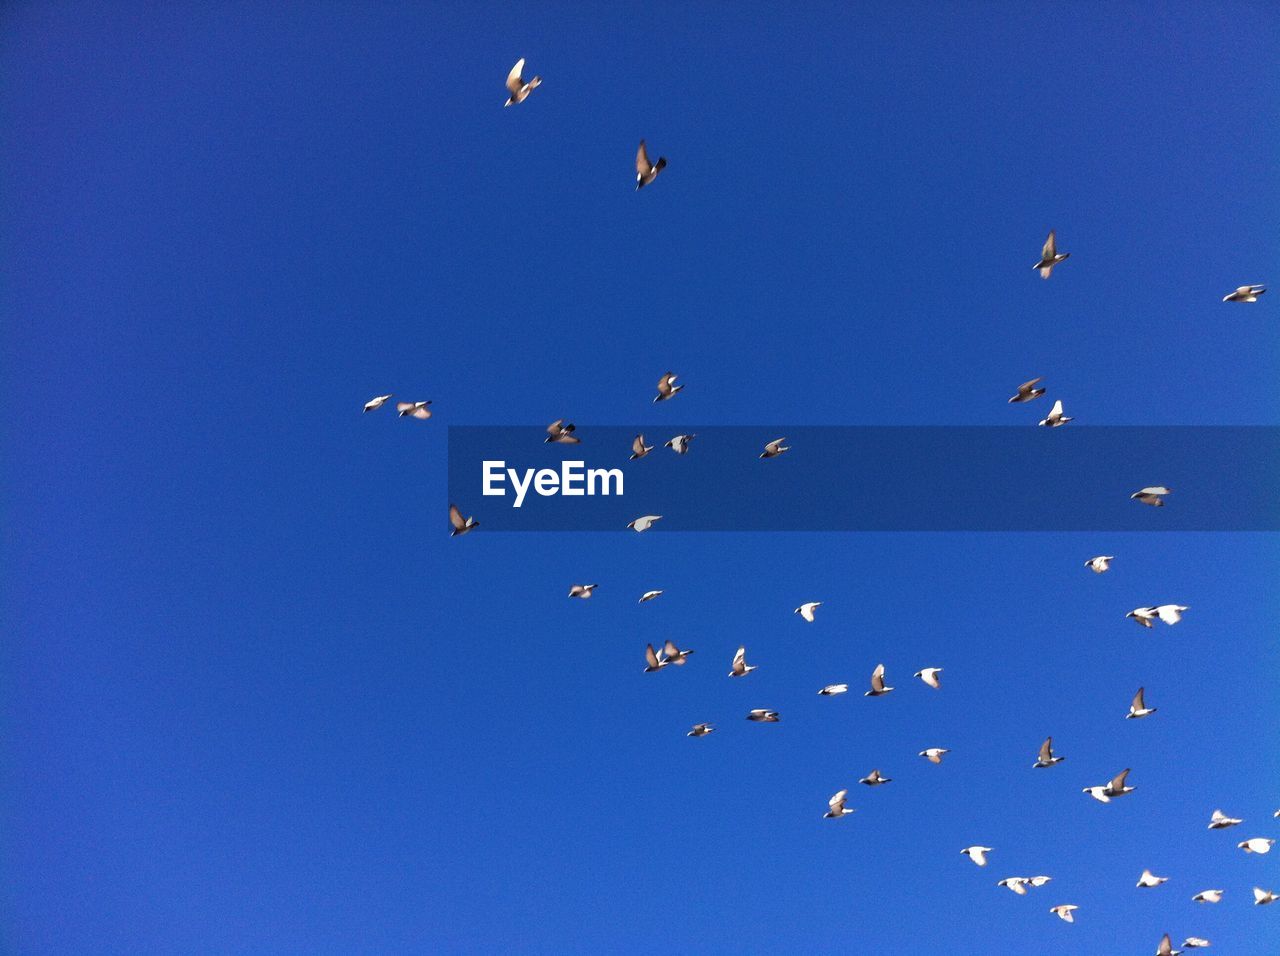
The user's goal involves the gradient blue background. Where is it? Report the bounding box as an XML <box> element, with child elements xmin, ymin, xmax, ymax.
<box><xmin>3</xmin><ymin>2</ymin><xmax>1278</xmax><ymax>953</ymax></box>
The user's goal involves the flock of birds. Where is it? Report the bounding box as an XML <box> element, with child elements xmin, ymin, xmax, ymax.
<box><xmin>359</xmin><ymin>57</ymin><xmax>1274</xmax><ymax>954</ymax></box>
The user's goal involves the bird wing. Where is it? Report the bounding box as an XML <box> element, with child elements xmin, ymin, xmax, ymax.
<box><xmin>829</xmin><ymin>789</ymin><xmax>847</xmax><ymax>809</ymax></box>
<box><xmin>1110</xmin><ymin>768</ymin><xmax>1131</xmax><ymax>791</ymax></box>
<box><xmin>870</xmin><ymin>664</ymin><xmax>885</xmax><ymax>692</ymax></box>
<box><xmin>449</xmin><ymin>504</ymin><xmax>466</xmax><ymax>531</ymax></box>
<box><xmin>1139</xmin><ymin>486</ymin><xmax>1172</xmax><ymax>495</ymax></box>
<box><xmin>663</xmin><ymin>640</ymin><xmax>681</xmax><ymax>659</ymax></box>
<box><xmin>731</xmin><ymin>646</ymin><xmax>746</xmax><ymax>673</ymax></box>
<box><xmin>632</xmin><ymin>434</ymin><xmax>647</xmax><ymax>455</ymax></box>
<box><xmin>547</xmin><ymin>419</ymin><xmax>565</xmax><ymax>436</ymax></box>
<box><xmin>1042</xmin><ymin>231</ymin><xmax>1057</xmax><ymax>259</ymax></box>
<box><xmin>1038</xmin><ymin>737</ymin><xmax>1053</xmax><ymax>762</ymax></box>
<box><xmin>645</xmin><ymin>644</ymin><xmax>661</xmax><ymax>669</ymax></box>
<box><xmin>1132</xmin><ymin>687</ymin><xmax>1146</xmax><ymax>710</ymax></box>
<box><xmin>1018</xmin><ymin>377</ymin><xmax>1043</xmax><ymax>393</ymax></box>
<box><xmin>1049</xmin><ymin>399</ymin><xmax>1064</xmax><ymax>418</ymax></box>
<box><xmin>1156</xmin><ymin>605</ymin><xmax>1184</xmax><ymax>624</ymax></box>
<box><xmin>506</xmin><ymin>59</ymin><xmax>526</xmax><ymax>95</ymax></box>
<box><xmin>637</xmin><ymin>140</ymin><xmax>652</xmax><ymax>175</ymax></box>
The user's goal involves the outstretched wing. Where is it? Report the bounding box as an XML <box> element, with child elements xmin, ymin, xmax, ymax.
<box><xmin>506</xmin><ymin>59</ymin><xmax>526</xmax><ymax>95</ymax></box>
<box><xmin>636</xmin><ymin>140</ymin><xmax>652</xmax><ymax>176</ymax></box>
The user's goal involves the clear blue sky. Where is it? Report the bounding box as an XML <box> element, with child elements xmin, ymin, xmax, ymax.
<box><xmin>3</xmin><ymin>2</ymin><xmax>1279</xmax><ymax>953</ymax></box>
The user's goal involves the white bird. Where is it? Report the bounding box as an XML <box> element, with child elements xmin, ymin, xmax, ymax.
<box><xmin>1049</xmin><ymin>904</ymin><xmax>1078</xmax><ymax>923</ymax></box>
<box><xmin>653</xmin><ymin>372</ymin><xmax>682</xmax><ymax>403</ymax></box>
<box><xmin>1084</xmin><ymin>768</ymin><xmax>1134</xmax><ymax>802</ymax></box>
<box><xmin>729</xmin><ymin>646</ymin><xmax>757</xmax><ymax>677</ymax></box>
<box><xmin>865</xmin><ymin>663</ymin><xmax>894</xmax><ymax>697</ymax></box>
<box><xmin>1034</xmin><ymin>736</ymin><xmax>1065</xmax><ymax>768</ymax></box>
<box><xmin>914</xmin><ymin>667</ymin><xmax>943</xmax><ymax>689</ymax></box>
<box><xmin>363</xmin><ymin>394</ymin><xmax>392</xmax><ymax>413</ymax></box>
<box><xmin>1085</xmin><ymin>555</ymin><xmax>1114</xmax><ymax>574</ymax></box>
<box><xmin>817</xmin><ymin>683</ymin><xmax>848</xmax><ymax>696</ymax></box>
<box><xmin>643</xmin><ymin>644</ymin><xmax>668</xmax><ymax>673</ymax></box>
<box><xmin>1137</xmin><ymin>869</ymin><xmax>1169</xmax><ymax>888</ymax></box>
<box><xmin>1128</xmin><ymin>604</ymin><xmax>1188</xmax><ymax>627</ymax></box>
<box><xmin>1239</xmin><ymin>837</ymin><xmax>1275</xmax><ymax>855</ymax></box>
<box><xmin>687</xmin><ymin>723</ymin><xmax>714</xmax><ymax>737</ymax></box>
<box><xmin>635</xmin><ymin>140</ymin><xmax>667</xmax><ymax>190</ymax></box>
<box><xmin>546</xmin><ymin>419</ymin><xmax>580</xmax><ymax>444</ymax></box>
<box><xmin>746</xmin><ymin>709</ymin><xmax>779</xmax><ymax>722</ymax></box>
<box><xmin>448</xmin><ymin>504</ymin><xmax>478</xmax><ymax>537</ymax></box>
<box><xmin>998</xmin><ymin>878</ymin><xmax>1029</xmax><ymax>896</ymax></box>
<box><xmin>1008</xmin><ymin>377</ymin><xmax>1046</xmax><ymax>403</ymax></box>
<box><xmin>794</xmin><ymin>602</ymin><xmax>822</xmax><ymax>622</ymax></box>
<box><xmin>1192</xmin><ymin>889</ymin><xmax>1224</xmax><ymax>904</ymax></box>
<box><xmin>630</xmin><ymin>434</ymin><xmax>654</xmax><ymax>460</ymax></box>
<box><xmin>1038</xmin><ymin>399</ymin><xmax>1072</xmax><ymax>427</ymax></box>
<box><xmin>661</xmin><ymin>639</ymin><xmax>694</xmax><ymax>666</ymax></box>
<box><xmin>1027</xmin><ymin>876</ymin><xmax>1053</xmax><ymax>887</ymax></box>
<box><xmin>824</xmin><ymin>789</ymin><xmax>855</xmax><ymax>818</ymax></box>
<box><xmin>568</xmin><ymin>584</ymin><xmax>597</xmax><ymax>599</ymax></box>
<box><xmin>1254</xmin><ymin>887</ymin><xmax>1278</xmax><ymax>905</ymax></box>
<box><xmin>665</xmin><ymin>434</ymin><xmax>695</xmax><ymax>454</ymax></box>
<box><xmin>1207</xmin><ymin>809</ymin><xmax>1242</xmax><ymax>830</ymax></box>
<box><xmin>858</xmin><ymin>768</ymin><xmax>891</xmax><ymax>786</ymax></box>
<box><xmin>1033</xmin><ymin>230</ymin><xmax>1070</xmax><ymax>279</ymax></box>
<box><xmin>638</xmin><ymin>590</ymin><xmax>664</xmax><ymax>603</ymax></box>
<box><xmin>1131</xmin><ymin>486</ymin><xmax>1172</xmax><ymax>507</ymax></box>
<box><xmin>919</xmin><ymin>748</ymin><xmax>949</xmax><ymax>765</ymax></box>
<box><xmin>396</xmin><ymin>401</ymin><xmax>432</xmax><ymax>420</ymax></box>
<box><xmin>1182</xmin><ymin>939</ymin><xmax>1210</xmax><ymax>950</ymax></box>
<box><xmin>1156</xmin><ymin>935</ymin><xmax>1182</xmax><ymax>956</ymax></box>
<box><xmin>503</xmin><ymin>58</ymin><xmax>541</xmax><ymax>107</ymax></box>
<box><xmin>1126</xmin><ymin>686</ymin><xmax>1157</xmax><ymax>719</ymax></box>
<box><xmin>961</xmin><ymin>846</ymin><xmax>992</xmax><ymax>867</ymax></box>
<box><xmin>760</xmin><ymin>438</ymin><xmax>790</xmax><ymax>459</ymax></box>
<box><xmin>627</xmin><ymin>515</ymin><xmax>662</xmax><ymax>533</ymax></box>
<box><xmin>1223</xmin><ymin>284</ymin><xmax>1265</xmax><ymax>303</ymax></box>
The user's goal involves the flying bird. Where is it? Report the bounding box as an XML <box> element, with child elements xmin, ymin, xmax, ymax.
<box><xmin>914</xmin><ymin>667</ymin><xmax>943</xmax><ymax>689</ymax></box>
<box><xmin>1137</xmin><ymin>869</ymin><xmax>1169</xmax><ymax>888</ymax></box>
<box><xmin>661</xmin><ymin>640</ymin><xmax>694</xmax><ymax>666</ymax></box>
<box><xmin>961</xmin><ymin>846</ymin><xmax>992</xmax><ymax>867</ymax></box>
<box><xmin>1027</xmin><ymin>876</ymin><xmax>1053</xmax><ymax>888</ymax></box>
<box><xmin>1254</xmin><ymin>887</ymin><xmax>1278</xmax><ymax>905</ymax></box>
<box><xmin>1208</xmin><ymin>810</ymin><xmax>1243</xmax><ymax>829</ymax></box>
<box><xmin>1008</xmin><ymin>377</ymin><xmax>1046</xmax><ymax>403</ymax></box>
<box><xmin>858</xmin><ymin>768</ymin><xmax>891</xmax><ymax>786</ymax></box>
<box><xmin>653</xmin><ymin>372</ymin><xmax>683</xmax><ymax>403</ymax></box>
<box><xmin>503</xmin><ymin>58</ymin><xmax>541</xmax><ymax>107</ymax></box>
<box><xmin>687</xmin><ymin>723</ymin><xmax>714</xmax><ymax>737</ymax></box>
<box><xmin>643</xmin><ymin>644</ymin><xmax>668</xmax><ymax>673</ymax></box>
<box><xmin>568</xmin><ymin>584</ymin><xmax>597</xmax><ymax>599</ymax></box>
<box><xmin>627</xmin><ymin>515</ymin><xmax>662</xmax><ymax>532</ymax></box>
<box><xmin>1223</xmin><ymin>284</ymin><xmax>1265</xmax><ymax>303</ymax></box>
<box><xmin>997</xmin><ymin>878</ymin><xmax>1029</xmax><ymax>896</ymax></box>
<box><xmin>449</xmin><ymin>504</ymin><xmax>478</xmax><ymax>537</ymax></box>
<box><xmin>1182</xmin><ymin>939</ymin><xmax>1210</xmax><ymax>950</ymax></box>
<box><xmin>1127</xmin><ymin>605</ymin><xmax>1188</xmax><ymax>627</ymax></box>
<box><xmin>1038</xmin><ymin>399</ymin><xmax>1072</xmax><ymax>427</ymax></box>
<box><xmin>865</xmin><ymin>663</ymin><xmax>894</xmax><ymax>696</ymax></box>
<box><xmin>665</xmin><ymin>434</ymin><xmax>696</xmax><ymax>454</ymax></box>
<box><xmin>638</xmin><ymin>590</ymin><xmax>664</xmax><ymax>603</ymax></box>
<box><xmin>1049</xmin><ymin>904</ymin><xmax>1078</xmax><ymax>923</ymax></box>
<box><xmin>630</xmin><ymin>434</ymin><xmax>654</xmax><ymax>460</ymax></box>
<box><xmin>746</xmin><ymin>709</ymin><xmax>779</xmax><ymax>722</ymax></box>
<box><xmin>1192</xmin><ymin>889</ymin><xmax>1224</xmax><ymax>903</ymax></box>
<box><xmin>919</xmin><ymin>748</ymin><xmax>950</xmax><ymax>765</ymax></box>
<box><xmin>818</xmin><ymin>683</ymin><xmax>848</xmax><ymax>696</ymax></box>
<box><xmin>363</xmin><ymin>394</ymin><xmax>392</xmax><ymax>413</ymax></box>
<box><xmin>1156</xmin><ymin>935</ymin><xmax>1182</xmax><ymax>956</ymax></box>
<box><xmin>1131</xmin><ymin>486</ymin><xmax>1172</xmax><ymax>507</ymax></box>
<box><xmin>824</xmin><ymin>789</ymin><xmax>855</xmax><ymax>818</ymax></box>
<box><xmin>1084</xmin><ymin>768</ymin><xmax>1133</xmax><ymax>802</ymax></box>
<box><xmin>1033</xmin><ymin>230</ymin><xmax>1070</xmax><ymax>279</ymax></box>
<box><xmin>1126</xmin><ymin>687</ymin><xmax>1157</xmax><ymax>719</ymax></box>
<box><xmin>729</xmin><ymin>646</ymin><xmax>758</xmax><ymax>677</ymax></box>
<box><xmin>1239</xmin><ymin>837</ymin><xmax>1275</xmax><ymax>855</ymax></box>
<box><xmin>546</xmin><ymin>420</ymin><xmax>580</xmax><ymax>444</ymax></box>
<box><xmin>1085</xmin><ymin>555</ymin><xmax>1114</xmax><ymax>573</ymax></box>
<box><xmin>635</xmin><ymin>140</ymin><xmax>667</xmax><ymax>190</ymax></box>
<box><xmin>760</xmin><ymin>438</ymin><xmax>790</xmax><ymax>459</ymax></box>
<box><xmin>795</xmin><ymin>602</ymin><xmax>822</xmax><ymax>622</ymax></box>
<box><xmin>396</xmin><ymin>401</ymin><xmax>432</xmax><ymax>419</ymax></box>
<box><xmin>1034</xmin><ymin>737</ymin><xmax>1065</xmax><ymax>768</ymax></box>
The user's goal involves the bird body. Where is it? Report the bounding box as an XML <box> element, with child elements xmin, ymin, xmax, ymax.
<box><xmin>1127</xmin><ymin>686</ymin><xmax>1157</xmax><ymax>719</ymax></box>
<box><xmin>1254</xmin><ymin>887</ymin><xmax>1278</xmax><ymax>905</ymax></box>
<box><xmin>1034</xmin><ymin>737</ymin><xmax>1064</xmax><ymax>768</ymax></box>
<box><xmin>665</xmin><ymin>434</ymin><xmax>695</xmax><ymax>454</ymax></box>
<box><xmin>1137</xmin><ymin>869</ymin><xmax>1168</xmax><ymax>888</ymax></box>
<box><xmin>1131</xmin><ymin>486</ymin><xmax>1172</xmax><ymax>507</ymax></box>
<box><xmin>630</xmin><ymin>434</ymin><xmax>653</xmax><ymax>459</ymax></box>
<box><xmin>729</xmin><ymin>646</ymin><xmax>757</xmax><ymax>677</ymax></box>
<box><xmin>636</xmin><ymin>140</ymin><xmax>667</xmax><ymax>189</ymax></box>
<box><xmin>1192</xmin><ymin>889</ymin><xmax>1224</xmax><ymax>903</ymax></box>
<box><xmin>1008</xmin><ymin>377</ymin><xmax>1045</xmax><ymax>403</ymax></box>
<box><xmin>1084</xmin><ymin>768</ymin><xmax>1133</xmax><ymax>802</ymax></box>
<box><xmin>795</xmin><ymin>601</ymin><xmax>821</xmax><ymax>622</ymax></box>
<box><xmin>397</xmin><ymin>401</ymin><xmax>432</xmax><ymax>419</ymax></box>
<box><xmin>568</xmin><ymin>584</ymin><xmax>597</xmax><ymax>599</ymax></box>
<box><xmin>858</xmin><ymin>768</ymin><xmax>891</xmax><ymax>786</ymax></box>
<box><xmin>1239</xmin><ymin>837</ymin><xmax>1275</xmax><ymax>854</ymax></box>
<box><xmin>546</xmin><ymin>419</ymin><xmax>580</xmax><ymax>444</ymax></box>
<box><xmin>1207</xmin><ymin>809</ymin><xmax>1242</xmax><ymax>829</ymax></box>
<box><xmin>449</xmin><ymin>504</ymin><xmax>478</xmax><ymax>536</ymax></box>
<box><xmin>661</xmin><ymin>639</ymin><xmax>694</xmax><ymax>666</ymax></box>
<box><xmin>1223</xmin><ymin>284</ymin><xmax>1265</xmax><ymax>302</ymax></box>
<box><xmin>1033</xmin><ymin>230</ymin><xmax>1070</xmax><ymax>278</ymax></box>
<box><xmin>760</xmin><ymin>438</ymin><xmax>789</xmax><ymax>459</ymax></box>
<box><xmin>998</xmin><ymin>878</ymin><xmax>1028</xmax><ymax>895</ymax></box>
<box><xmin>914</xmin><ymin>667</ymin><xmax>943</xmax><ymax>689</ymax></box>
<box><xmin>653</xmin><ymin>372</ymin><xmax>682</xmax><ymax>403</ymax></box>
<box><xmin>504</xmin><ymin>58</ymin><xmax>541</xmax><ymax>106</ymax></box>
<box><xmin>627</xmin><ymin>515</ymin><xmax>662</xmax><ymax>532</ymax></box>
<box><xmin>1156</xmin><ymin>934</ymin><xmax>1182</xmax><ymax>956</ymax></box>
<box><xmin>1038</xmin><ymin>399</ymin><xmax>1072</xmax><ymax>427</ymax></box>
<box><xmin>687</xmin><ymin>723</ymin><xmax>713</xmax><ymax>737</ymax></box>
<box><xmin>1050</xmin><ymin>904</ymin><xmax>1078</xmax><ymax>923</ymax></box>
<box><xmin>1085</xmin><ymin>555</ymin><xmax>1114</xmax><ymax>573</ymax></box>
<box><xmin>639</xmin><ymin>590</ymin><xmax>663</xmax><ymax>603</ymax></box>
<box><xmin>746</xmin><ymin>709</ymin><xmax>779</xmax><ymax>722</ymax></box>
<box><xmin>865</xmin><ymin>663</ymin><xmax>894</xmax><ymax>696</ymax></box>
<box><xmin>824</xmin><ymin>789</ymin><xmax>855</xmax><ymax>818</ymax></box>
<box><xmin>961</xmin><ymin>846</ymin><xmax>992</xmax><ymax>867</ymax></box>
<box><xmin>363</xmin><ymin>393</ymin><xmax>392</xmax><ymax>412</ymax></box>
<box><xmin>919</xmin><ymin>748</ymin><xmax>949</xmax><ymax>764</ymax></box>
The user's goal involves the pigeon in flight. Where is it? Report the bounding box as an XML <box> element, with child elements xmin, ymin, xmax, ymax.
<box><xmin>1137</xmin><ymin>869</ymin><xmax>1169</xmax><ymax>888</ymax></box>
<box><xmin>914</xmin><ymin>667</ymin><xmax>943</xmax><ymax>689</ymax></box>
<box><xmin>635</xmin><ymin>140</ymin><xmax>667</xmax><ymax>190</ymax></box>
<box><xmin>1131</xmin><ymin>486</ymin><xmax>1172</xmax><ymax>507</ymax></box>
<box><xmin>824</xmin><ymin>789</ymin><xmax>855</xmax><ymax>818</ymax></box>
<box><xmin>1156</xmin><ymin>935</ymin><xmax>1182</xmax><ymax>956</ymax></box>
<box><xmin>449</xmin><ymin>504</ymin><xmax>479</xmax><ymax>537</ymax></box>
<box><xmin>760</xmin><ymin>438</ymin><xmax>790</xmax><ymax>459</ymax></box>
<box><xmin>545</xmin><ymin>420</ymin><xmax>580</xmax><ymax>444</ymax></box>
<box><xmin>1223</xmin><ymin>284</ymin><xmax>1265</xmax><ymax>303</ymax></box>
<box><xmin>643</xmin><ymin>644</ymin><xmax>668</xmax><ymax>673</ymax></box>
<box><xmin>1008</xmin><ymin>377</ymin><xmax>1046</xmax><ymax>403</ymax></box>
<box><xmin>1207</xmin><ymin>809</ymin><xmax>1242</xmax><ymax>830</ymax></box>
<box><xmin>1192</xmin><ymin>889</ymin><xmax>1224</xmax><ymax>903</ymax></box>
<box><xmin>1254</xmin><ymin>887</ymin><xmax>1278</xmax><ymax>905</ymax></box>
<box><xmin>630</xmin><ymin>434</ymin><xmax>654</xmax><ymax>460</ymax></box>
<box><xmin>746</xmin><ymin>709</ymin><xmax>779</xmax><ymax>722</ymax></box>
<box><xmin>627</xmin><ymin>515</ymin><xmax>662</xmax><ymax>533</ymax></box>
<box><xmin>1181</xmin><ymin>939</ymin><xmax>1210</xmax><ymax>950</ymax></box>
<box><xmin>729</xmin><ymin>646</ymin><xmax>757</xmax><ymax>677</ymax></box>
<box><xmin>1049</xmin><ymin>904</ymin><xmax>1078</xmax><ymax>923</ymax></box>
<box><xmin>818</xmin><ymin>683</ymin><xmax>849</xmax><ymax>696</ymax></box>
<box><xmin>1085</xmin><ymin>555</ymin><xmax>1114</xmax><ymax>574</ymax></box>
<box><xmin>687</xmin><ymin>723</ymin><xmax>714</xmax><ymax>737</ymax></box>
<box><xmin>568</xmin><ymin>584</ymin><xmax>598</xmax><ymax>599</ymax></box>
<box><xmin>919</xmin><ymin>748</ymin><xmax>950</xmax><ymax>765</ymax></box>
<box><xmin>1126</xmin><ymin>686</ymin><xmax>1157</xmax><ymax>719</ymax></box>
<box><xmin>998</xmin><ymin>878</ymin><xmax>1029</xmax><ymax>896</ymax></box>
<box><xmin>1239</xmin><ymin>837</ymin><xmax>1275</xmax><ymax>855</ymax></box>
<box><xmin>858</xmin><ymin>768</ymin><xmax>891</xmax><ymax>786</ymax></box>
<box><xmin>661</xmin><ymin>640</ymin><xmax>694</xmax><ymax>666</ymax></box>
<box><xmin>653</xmin><ymin>372</ymin><xmax>683</xmax><ymax>403</ymax></box>
<box><xmin>363</xmin><ymin>394</ymin><xmax>392</xmax><ymax>413</ymax></box>
<box><xmin>638</xmin><ymin>590</ymin><xmax>664</xmax><ymax>603</ymax></box>
<box><xmin>397</xmin><ymin>401</ymin><xmax>432</xmax><ymax>419</ymax></box>
<box><xmin>1084</xmin><ymin>768</ymin><xmax>1134</xmax><ymax>802</ymax></box>
<box><xmin>1127</xmin><ymin>605</ymin><xmax>1188</xmax><ymax>627</ymax></box>
<box><xmin>665</xmin><ymin>434</ymin><xmax>696</xmax><ymax>454</ymax></box>
<box><xmin>1034</xmin><ymin>737</ymin><xmax>1065</xmax><ymax>768</ymax></box>
<box><xmin>961</xmin><ymin>846</ymin><xmax>992</xmax><ymax>867</ymax></box>
<box><xmin>795</xmin><ymin>602</ymin><xmax>822</xmax><ymax>622</ymax></box>
<box><xmin>1038</xmin><ymin>399</ymin><xmax>1072</xmax><ymax>427</ymax></box>
<box><xmin>865</xmin><ymin>663</ymin><xmax>894</xmax><ymax>696</ymax></box>
<box><xmin>1033</xmin><ymin>230</ymin><xmax>1070</xmax><ymax>279</ymax></box>
<box><xmin>503</xmin><ymin>58</ymin><xmax>541</xmax><ymax>107</ymax></box>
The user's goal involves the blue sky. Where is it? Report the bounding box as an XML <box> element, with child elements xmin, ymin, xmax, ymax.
<box><xmin>3</xmin><ymin>1</ymin><xmax>1279</xmax><ymax>953</ymax></box>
